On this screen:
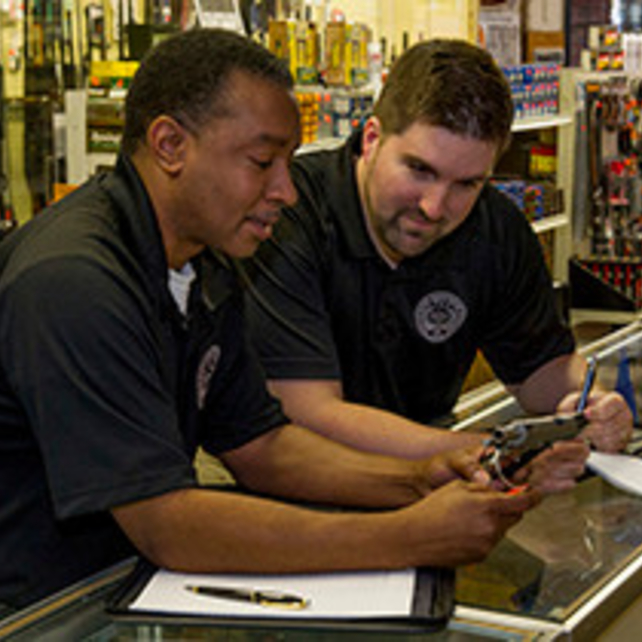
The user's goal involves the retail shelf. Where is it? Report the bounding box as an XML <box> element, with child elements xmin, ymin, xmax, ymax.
<box><xmin>532</xmin><ymin>213</ymin><xmax>569</xmax><ymax>233</ymax></box>
<box><xmin>505</xmin><ymin>107</ymin><xmax>575</xmax><ymax>285</ymax></box>
<box><xmin>511</xmin><ymin>114</ymin><xmax>573</xmax><ymax>132</ymax></box>
<box><xmin>303</xmin><ymin>114</ymin><xmax>574</xmax><ymax>151</ymax></box>
<box><xmin>571</xmin><ymin>308</ymin><xmax>642</xmax><ymax>326</ymax></box>
<box><xmin>87</xmin><ymin>152</ymin><xmax>117</xmax><ymax>177</ymax></box>
<box><xmin>298</xmin><ymin>137</ymin><xmax>345</xmax><ymax>155</ymax></box>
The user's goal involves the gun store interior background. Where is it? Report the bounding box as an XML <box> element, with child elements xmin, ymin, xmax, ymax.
<box><xmin>7</xmin><ymin>0</ymin><xmax>642</xmax><ymax>640</ymax></box>
<box><xmin>3</xmin><ymin>0</ymin><xmax>642</xmax><ymax>365</ymax></box>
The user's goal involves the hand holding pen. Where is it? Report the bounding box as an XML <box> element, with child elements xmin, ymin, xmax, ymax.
<box><xmin>572</xmin><ymin>355</ymin><xmax>633</xmax><ymax>453</ymax></box>
<box><xmin>577</xmin><ymin>356</ymin><xmax>598</xmax><ymax>414</ymax></box>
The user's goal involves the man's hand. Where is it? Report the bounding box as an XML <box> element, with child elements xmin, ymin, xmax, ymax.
<box><xmin>557</xmin><ymin>390</ymin><xmax>633</xmax><ymax>452</ymax></box>
<box><xmin>510</xmin><ymin>440</ymin><xmax>589</xmax><ymax>494</ymax></box>
<box><xmin>419</xmin><ymin>446</ymin><xmax>491</xmax><ymax>491</ymax></box>
<box><xmin>398</xmin><ymin>480</ymin><xmax>539</xmax><ymax>566</ymax></box>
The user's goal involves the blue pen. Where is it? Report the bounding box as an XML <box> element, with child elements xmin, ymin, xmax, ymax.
<box><xmin>577</xmin><ymin>357</ymin><xmax>597</xmax><ymax>412</ymax></box>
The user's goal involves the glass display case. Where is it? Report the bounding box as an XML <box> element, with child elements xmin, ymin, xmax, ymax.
<box><xmin>3</xmin><ymin>322</ymin><xmax>642</xmax><ymax>641</ymax></box>
<box><xmin>452</xmin><ymin>320</ymin><xmax>642</xmax><ymax>639</ymax></box>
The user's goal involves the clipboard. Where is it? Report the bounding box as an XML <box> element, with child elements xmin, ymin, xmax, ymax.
<box><xmin>107</xmin><ymin>560</ymin><xmax>455</xmax><ymax>633</ymax></box>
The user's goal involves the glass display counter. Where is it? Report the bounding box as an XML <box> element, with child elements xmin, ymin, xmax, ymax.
<box><xmin>3</xmin><ymin>322</ymin><xmax>642</xmax><ymax>641</ymax></box>
<box><xmin>451</xmin><ymin>320</ymin><xmax>642</xmax><ymax>639</ymax></box>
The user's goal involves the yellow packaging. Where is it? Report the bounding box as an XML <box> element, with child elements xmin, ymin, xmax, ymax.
<box><xmin>325</xmin><ymin>22</ymin><xmax>348</xmax><ymax>86</ymax></box>
<box><xmin>268</xmin><ymin>20</ymin><xmax>297</xmax><ymax>78</ymax></box>
<box><xmin>295</xmin><ymin>21</ymin><xmax>319</xmax><ymax>85</ymax></box>
<box><xmin>347</xmin><ymin>23</ymin><xmax>370</xmax><ymax>86</ymax></box>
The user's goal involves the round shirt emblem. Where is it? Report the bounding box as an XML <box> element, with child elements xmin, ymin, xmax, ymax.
<box><xmin>414</xmin><ymin>291</ymin><xmax>468</xmax><ymax>344</ymax></box>
<box><xmin>196</xmin><ymin>345</ymin><xmax>221</xmax><ymax>410</ymax></box>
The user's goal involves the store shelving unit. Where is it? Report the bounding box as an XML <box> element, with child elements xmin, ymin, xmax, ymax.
<box><xmin>501</xmin><ymin>111</ymin><xmax>575</xmax><ymax>285</ymax></box>
<box><xmin>559</xmin><ymin>68</ymin><xmax>642</xmax><ymax>326</ymax></box>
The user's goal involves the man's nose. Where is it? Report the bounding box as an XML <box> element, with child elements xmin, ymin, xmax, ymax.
<box><xmin>267</xmin><ymin>163</ymin><xmax>298</xmax><ymax>208</ymax></box>
<box><xmin>418</xmin><ymin>183</ymin><xmax>449</xmax><ymax>220</ymax></box>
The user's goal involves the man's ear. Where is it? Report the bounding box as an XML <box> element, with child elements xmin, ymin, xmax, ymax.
<box><xmin>361</xmin><ymin>116</ymin><xmax>382</xmax><ymax>161</ymax></box>
<box><xmin>145</xmin><ymin>116</ymin><xmax>188</xmax><ymax>176</ymax></box>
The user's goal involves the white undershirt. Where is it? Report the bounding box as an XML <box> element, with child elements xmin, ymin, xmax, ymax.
<box><xmin>168</xmin><ymin>262</ymin><xmax>196</xmax><ymax>315</ymax></box>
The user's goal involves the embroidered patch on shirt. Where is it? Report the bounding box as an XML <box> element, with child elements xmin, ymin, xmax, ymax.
<box><xmin>414</xmin><ymin>291</ymin><xmax>468</xmax><ymax>344</ymax></box>
<box><xmin>196</xmin><ymin>345</ymin><xmax>222</xmax><ymax>410</ymax></box>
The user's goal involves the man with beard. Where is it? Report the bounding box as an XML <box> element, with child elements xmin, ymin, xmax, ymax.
<box><xmin>244</xmin><ymin>39</ymin><xmax>632</xmax><ymax>476</ymax></box>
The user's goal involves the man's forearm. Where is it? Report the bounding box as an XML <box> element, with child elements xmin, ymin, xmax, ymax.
<box><xmin>221</xmin><ymin>424</ymin><xmax>429</xmax><ymax>508</ymax></box>
<box><xmin>314</xmin><ymin>400</ymin><xmax>483</xmax><ymax>458</ymax></box>
<box><xmin>113</xmin><ymin>487</ymin><xmax>411</xmax><ymax>573</ymax></box>
<box><xmin>113</xmin><ymin>474</ymin><xmax>536</xmax><ymax>574</ymax></box>
<box><xmin>269</xmin><ymin>382</ymin><xmax>483</xmax><ymax>460</ymax></box>
<box><xmin>508</xmin><ymin>353</ymin><xmax>587</xmax><ymax>414</ymax></box>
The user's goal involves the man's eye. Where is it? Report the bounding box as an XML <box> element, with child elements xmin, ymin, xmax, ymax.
<box><xmin>458</xmin><ymin>180</ymin><xmax>483</xmax><ymax>190</ymax></box>
<box><xmin>408</xmin><ymin>161</ymin><xmax>428</xmax><ymax>173</ymax></box>
<box><xmin>251</xmin><ymin>158</ymin><xmax>273</xmax><ymax>169</ymax></box>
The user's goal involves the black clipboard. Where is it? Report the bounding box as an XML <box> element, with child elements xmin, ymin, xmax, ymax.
<box><xmin>107</xmin><ymin>560</ymin><xmax>455</xmax><ymax>634</ymax></box>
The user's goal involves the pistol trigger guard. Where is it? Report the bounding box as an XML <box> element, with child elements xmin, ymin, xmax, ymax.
<box><xmin>482</xmin><ymin>443</ymin><xmax>517</xmax><ymax>490</ymax></box>
<box><xmin>493</xmin><ymin>449</ymin><xmax>517</xmax><ymax>489</ymax></box>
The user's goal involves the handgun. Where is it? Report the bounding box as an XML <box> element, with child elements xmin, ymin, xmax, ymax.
<box><xmin>480</xmin><ymin>412</ymin><xmax>588</xmax><ymax>488</ymax></box>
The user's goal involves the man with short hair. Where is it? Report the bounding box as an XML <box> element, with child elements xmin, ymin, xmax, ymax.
<box><xmin>244</xmin><ymin>39</ymin><xmax>631</xmax><ymax>469</ymax></box>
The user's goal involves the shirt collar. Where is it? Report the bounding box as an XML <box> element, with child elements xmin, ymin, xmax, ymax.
<box><xmin>327</xmin><ymin>129</ymin><xmax>380</xmax><ymax>260</ymax></box>
<box><xmin>102</xmin><ymin>154</ymin><xmax>169</xmax><ymax>285</ymax></box>
<box><xmin>102</xmin><ymin>155</ymin><xmax>236</xmax><ymax>317</ymax></box>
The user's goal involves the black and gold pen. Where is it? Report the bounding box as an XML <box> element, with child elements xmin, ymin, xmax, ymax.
<box><xmin>185</xmin><ymin>584</ymin><xmax>310</xmax><ymax>609</ymax></box>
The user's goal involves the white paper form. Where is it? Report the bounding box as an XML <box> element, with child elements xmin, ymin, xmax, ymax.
<box><xmin>129</xmin><ymin>568</ymin><xmax>416</xmax><ymax>619</ymax></box>
<box><xmin>588</xmin><ymin>451</ymin><xmax>642</xmax><ymax>496</ymax></box>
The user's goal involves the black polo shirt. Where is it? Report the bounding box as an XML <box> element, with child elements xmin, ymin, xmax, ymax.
<box><xmin>0</xmin><ymin>156</ymin><xmax>286</xmax><ymax>608</ymax></box>
<box><xmin>245</xmin><ymin>130</ymin><xmax>575</xmax><ymax>422</ymax></box>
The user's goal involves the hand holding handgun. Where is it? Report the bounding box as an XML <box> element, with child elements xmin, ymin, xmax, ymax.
<box><xmin>480</xmin><ymin>412</ymin><xmax>588</xmax><ymax>490</ymax></box>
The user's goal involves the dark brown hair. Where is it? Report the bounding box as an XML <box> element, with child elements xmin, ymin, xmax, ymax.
<box><xmin>374</xmin><ymin>39</ymin><xmax>513</xmax><ymax>151</ymax></box>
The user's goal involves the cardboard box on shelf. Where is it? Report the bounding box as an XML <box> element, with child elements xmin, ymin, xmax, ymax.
<box><xmin>525</xmin><ymin>31</ymin><xmax>565</xmax><ymax>64</ymax></box>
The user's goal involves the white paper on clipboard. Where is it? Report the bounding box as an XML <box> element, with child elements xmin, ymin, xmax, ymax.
<box><xmin>588</xmin><ymin>451</ymin><xmax>642</xmax><ymax>496</ymax></box>
<box><xmin>129</xmin><ymin>567</ymin><xmax>417</xmax><ymax>620</ymax></box>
